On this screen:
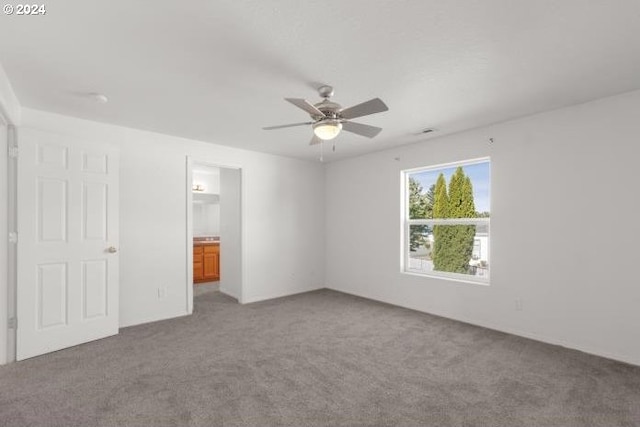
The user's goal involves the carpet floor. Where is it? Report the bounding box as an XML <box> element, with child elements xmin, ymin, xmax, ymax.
<box><xmin>0</xmin><ymin>289</ymin><xmax>639</xmax><ymax>427</ymax></box>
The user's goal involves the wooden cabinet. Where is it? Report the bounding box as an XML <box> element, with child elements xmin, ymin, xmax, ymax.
<box><xmin>193</xmin><ymin>246</ymin><xmax>204</xmax><ymax>282</ymax></box>
<box><xmin>203</xmin><ymin>245</ymin><xmax>219</xmax><ymax>281</ymax></box>
<box><xmin>194</xmin><ymin>243</ymin><xmax>219</xmax><ymax>283</ymax></box>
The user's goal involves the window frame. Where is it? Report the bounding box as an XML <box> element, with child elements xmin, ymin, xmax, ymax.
<box><xmin>401</xmin><ymin>157</ymin><xmax>491</xmax><ymax>285</ymax></box>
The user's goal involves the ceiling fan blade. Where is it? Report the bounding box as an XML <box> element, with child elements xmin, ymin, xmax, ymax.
<box><xmin>309</xmin><ymin>135</ymin><xmax>323</xmax><ymax>145</ymax></box>
<box><xmin>263</xmin><ymin>122</ymin><xmax>313</xmax><ymax>130</ymax></box>
<box><xmin>342</xmin><ymin>121</ymin><xmax>383</xmax><ymax>138</ymax></box>
<box><xmin>285</xmin><ymin>98</ymin><xmax>326</xmax><ymax>117</ymax></box>
<box><xmin>340</xmin><ymin>98</ymin><xmax>388</xmax><ymax>120</ymax></box>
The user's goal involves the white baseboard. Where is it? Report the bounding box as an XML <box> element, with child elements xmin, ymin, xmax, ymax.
<box><xmin>119</xmin><ymin>309</ymin><xmax>189</xmax><ymax>329</ymax></box>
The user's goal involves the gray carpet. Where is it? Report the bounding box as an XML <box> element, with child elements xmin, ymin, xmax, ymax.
<box><xmin>0</xmin><ymin>289</ymin><xmax>639</xmax><ymax>427</ymax></box>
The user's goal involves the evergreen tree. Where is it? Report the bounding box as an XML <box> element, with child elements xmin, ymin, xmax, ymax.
<box><xmin>433</xmin><ymin>174</ymin><xmax>448</xmax><ymax>218</ymax></box>
<box><xmin>432</xmin><ymin>174</ymin><xmax>449</xmax><ymax>270</ymax></box>
<box><xmin>433</xmin><ymin>168</ymin><xmax>477</xmax><ymax>274</ymax></box>
<box><xmin>462</xmin><ymin>176</ymin><xmax>476</xmax><ymax>216</ymax></box>
<box><xmin>447</xmin><ymin>169</ymin><xmax>476</xmax><ymax>217</ymax></box>
<box><xmin>408</xmin><ymin>178</ymin><xmax>428</xmax><ymax>219</ymax></box>
<box><xmin>449</xmin><ymin>174</ymin><xmax>477</xmax><ymax>273</ymax></box>
<box><xmin>425</xmin><ymin>184</ymin><xmax>435</xmax><ymax>219</ymax></box>
<box><xmin>447</xmin><ymin>167</ymin><xmax>463</xmax><ymax>215</ymax></box>
<box><xmin>408</xmin><ymin>177</ymin><xmax>429</xmax><ymax>251</ymax></box>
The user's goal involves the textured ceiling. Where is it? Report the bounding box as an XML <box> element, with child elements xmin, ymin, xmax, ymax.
<box><xmin>1</xmin><ymin>0</ymin><xmax>640</xmax><ymax>161</ymax></box>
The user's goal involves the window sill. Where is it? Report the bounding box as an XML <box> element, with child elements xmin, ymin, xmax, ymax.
<box><xmin>402</xmin><ymin>270</ymin><xmax>490</xmax><ymax>286</ymax></box>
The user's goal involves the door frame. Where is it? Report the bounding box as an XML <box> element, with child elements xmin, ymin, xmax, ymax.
<box><xmin>1</xmin><ymin>111</ymin><xmax>17</xmax><ymax>364</ymax></box>
<box><xmin>185</xmin><ymin>156</ymin><xmax>244</xmax><ymax>313</ymax></box>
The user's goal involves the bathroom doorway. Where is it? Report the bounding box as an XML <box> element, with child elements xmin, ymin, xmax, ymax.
<box><xmin>186</xmin><ymin>159</ymin><xmax>242</xmax><ymax>313</ymax></box>
<box><xmin>192</xmin><ymin>164</ymin><xmax>221</xmax><ymax>294</ymax></box>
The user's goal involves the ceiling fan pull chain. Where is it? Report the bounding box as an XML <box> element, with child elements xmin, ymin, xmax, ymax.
<box><xmin>320</xmin><ymin>140</ymin><xmax>324</xmax><ymax>162</ymax></box>
<box><xmin>332</xmin><ymin>142</ymin><xmax>336</xmax><ymax>152</ymax></box>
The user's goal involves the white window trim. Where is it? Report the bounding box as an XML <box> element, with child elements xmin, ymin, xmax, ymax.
<box><xmin>401</xmin><ymin>158</ymin><xmax>491</xmax><ymax>285</ymax></box>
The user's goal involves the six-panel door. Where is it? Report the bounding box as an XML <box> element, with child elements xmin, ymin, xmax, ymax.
<box><xmin>17</xmin><ymin>129</ymin><xmax>119</xmax><ymax>360</ymax></box>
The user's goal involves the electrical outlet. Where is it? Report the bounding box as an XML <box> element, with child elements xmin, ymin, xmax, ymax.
<box><xmin>515</xmin><ymin>299</ymin><xmax>523</xmax><ymax>311</ymax></box>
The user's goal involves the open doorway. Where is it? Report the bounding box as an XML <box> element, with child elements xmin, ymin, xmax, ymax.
<box><xmin>192</xmin><ymin>165</ymin><xmax>221</xmax><ymax>295</ymax></box>
<box><xmin>186</xmin><ymin>159</ymin><xmax>242</xmax><ymax>313</ymax></box>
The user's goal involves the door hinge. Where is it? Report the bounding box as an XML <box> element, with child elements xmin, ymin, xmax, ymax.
<box><xmin>8</xmin><ymin>146</ymin><xmax>18</xmax><ymax>158</ymax></box>
<box><xmin>8</xmin><ymin>317</ymin><xmax>17</xmax><ymax>329</ymax></box>
<box><xmin>8</xmin><ymin>232</ymin><xmax>17</xmax><ymax>244</ymax></box>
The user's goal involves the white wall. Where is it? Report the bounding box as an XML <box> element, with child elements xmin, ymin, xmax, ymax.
<box><xmin>17</xmin><ymin>108</ymin><xmax>325</xmax><ymax>329</ymax></box>
<box><xmin>219</xmin><ymin>168</ymin><xmax>242</xmax><ymax>300</ymax></box>
<box><xmin>0</xmin><ymin>63</ymin><xmax>20</xmax><ymax>125</ymax></box>
<box><xmin>325</xmin><ymin>90</ymin><xmax>640</xmax><ymax>366</ymax></box>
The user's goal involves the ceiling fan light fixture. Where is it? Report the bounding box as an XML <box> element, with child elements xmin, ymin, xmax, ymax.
<box><xmin>313</xmin><ymin>120</ymin><xmax>342</xmax><ymax>140</ymax></box>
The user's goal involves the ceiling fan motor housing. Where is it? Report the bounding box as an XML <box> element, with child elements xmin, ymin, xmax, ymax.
<box><xmin>314</xmin><ymin>85</ymin><xmax>342</xmax><ymax>122</ymax></box>
<box><xmin>313</xmin><ymin>100</ymin><xmax>342</xmax><ymax>121</ymax></box>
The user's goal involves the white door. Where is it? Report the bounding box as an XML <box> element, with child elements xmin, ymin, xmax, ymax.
<box><xmin>17</xmin><ymin>129</ymin><xmax>119</xmax><ymax>360</ymax></box>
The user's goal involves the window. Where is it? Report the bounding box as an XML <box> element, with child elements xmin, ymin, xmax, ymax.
<box><xmin>402</xmin><ymin>158</ymin><xmax>490</xmax><ymax>284</ymax></box>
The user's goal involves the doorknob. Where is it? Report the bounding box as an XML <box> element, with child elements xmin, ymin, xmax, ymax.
<box><xmin>107</xmin><ymin>246</ymin><xmax>118</xmax><ymax>253</ymax></box>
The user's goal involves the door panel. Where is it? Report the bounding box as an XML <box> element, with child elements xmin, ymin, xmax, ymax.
<box><xmin>193</xmin><ymin>260</ymin><xmax>203</xmax><ymax>281</ymax></box>
<box><xmin>203</xmin><ymin>253</ymin><xmax>215</xmax><ymax>279</ymax></box>
<box><xmin>17</xmin><ymin>129</ymin><xmax>119</xmax><ymax>360</ymax></box>
<box><xmin>81</xmin><ymin>151</ymin><xmax>107</xmax><ymax>174</ymax></box>
<box><xmin>82</xmin><ymin>260</ymin><xmax>107</xmax><ymax>320</ymax></box>
<box><xmin>37</xmin><ymin>143</ymin><xmax>68</xmax><ymax>168</ymax></box>
<box><xmin>38</xmin><ymin>178</ymin><xmax>67</xmax><ymax>242</ymax></box>
<box><xmin>37</xmin><ymin>263</ymin><xmax>68</xmax><ymax>329</ymax></box>
<box><xmin>82</xmin><ymin>182</ymin><xmax>107</xmax><ymax>240</ymax></box>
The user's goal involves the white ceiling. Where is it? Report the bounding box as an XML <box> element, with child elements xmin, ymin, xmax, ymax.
<box><xmin>1</xmin><ymin>1</ymin><xmax>640</xmax><ymax>161</ymax></box>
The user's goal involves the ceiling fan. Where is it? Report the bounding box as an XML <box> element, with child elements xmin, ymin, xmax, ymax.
<box><xmin>263</xmin><ymin>85</ymin><xmax>389</xmax><ymax>145</ymax></box>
